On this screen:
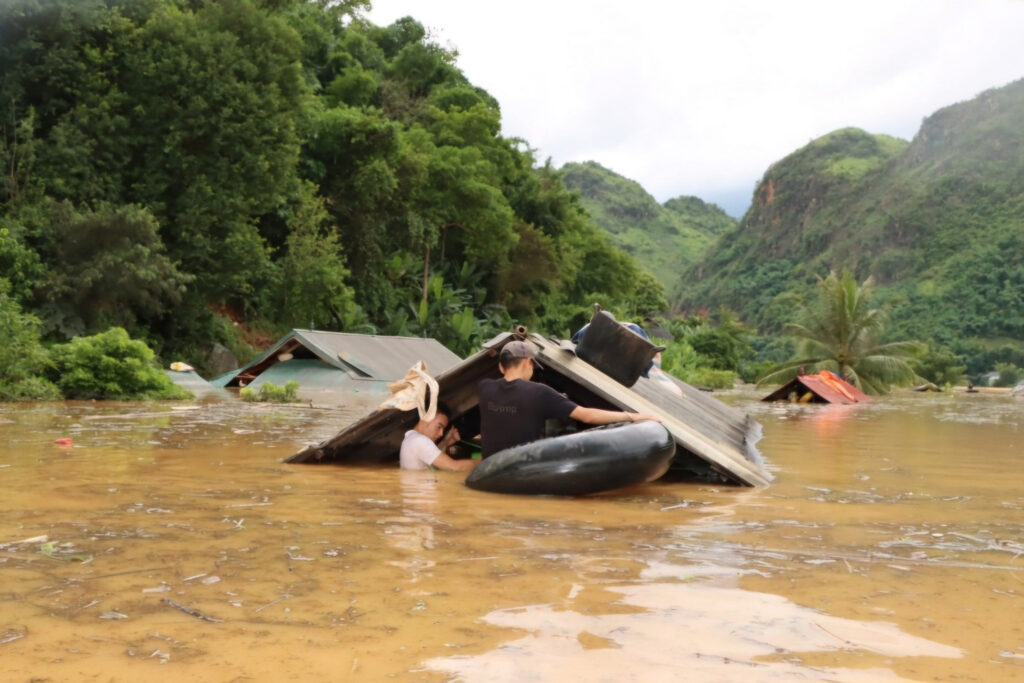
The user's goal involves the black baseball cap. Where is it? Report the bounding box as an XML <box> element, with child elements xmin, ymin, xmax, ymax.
<box><xmin>499</xmin><ymin>340</ymin><xmax>543</xmax><ymax>368</ymax></box>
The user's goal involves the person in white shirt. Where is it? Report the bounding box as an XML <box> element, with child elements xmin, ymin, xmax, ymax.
<box><xmin>399</xmin><ymin>404</ymin><xmax>478</xmax><ymax>472</ymax></box>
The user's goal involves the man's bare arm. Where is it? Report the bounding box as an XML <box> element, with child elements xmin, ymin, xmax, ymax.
<box><xmin>431</xmin><ymin>451</ymin><xmax>478</xmax><ymax>472</ymax></box>
<box><xmin>569</xmin><ymin>406</ymin><xmax>661</xmax><ymax>425</ymax></box>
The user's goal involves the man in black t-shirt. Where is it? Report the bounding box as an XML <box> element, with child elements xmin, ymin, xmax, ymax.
<box><xmin>477</xmin><ymin>340</ymin><xmax>660</xmax><ymax>457</ymax></box>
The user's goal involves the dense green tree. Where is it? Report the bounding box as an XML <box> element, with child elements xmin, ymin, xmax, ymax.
<box><xmin>0</xmin><ymin>1</ymin><xmax>672</xmax><ymax>373</ymax></box>
<box><xmin>0</xmin><ymin>223</ymin><xmax>43</xmax><ymax>304</ymax></box>
<box><xmin>123</xmin><ymin>0</ymin><xmax>307</xmax><ymax>308</ymax></box>
<box><xmin>34</xmin><ymin>202</ymin><xmax>190</xmax><ymax>337</ymax></box>
<box><xmin>688</xmin><ymin>327</ymin><xmax>744</xmax><ymax>371</ymax></box>
<box><xmin>49</xmin><ymin>327</ymin><xmax>190</xmax><ymax>400</ymax></box>
<box><xmin>0</xmin><ymin>279</ymin><xmax>60</xmax><ymax>400</ymax></box>
<box><xmin>993</xmin><ymin>363</ymin><xmax>1021</xmax><ymax>388</ymax></box>
<box><xmin>913</xmin><ymin>346</ymin><xmax>967</xmax><ymax>387</ymax></box>
<box><xmin>273</xmin><ymin>181</ymin><xmax>359</xmax><ymax>330</ymax></box>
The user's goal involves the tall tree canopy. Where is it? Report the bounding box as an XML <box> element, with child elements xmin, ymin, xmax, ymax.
<box><xmin>0</xmin><ymin>0</ymin><xmax>662</xmax><ymax>367</ymax></box>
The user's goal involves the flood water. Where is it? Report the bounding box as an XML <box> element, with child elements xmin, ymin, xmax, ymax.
<box><xmin>1</xmin><ymin>389</ymin><xmax>1022</xmax><ymax>682</ymax></box>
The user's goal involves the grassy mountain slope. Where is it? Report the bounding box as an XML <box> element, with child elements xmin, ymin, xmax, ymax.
<box><xmin>561</xmin><ymin>161</ymin><xmax>735</xmax><ymax>289</ymax></box>
<box><xmin>678</xmin><ymin>78</ymin><xmax>1024</xmax><ymax>367</ymax></box>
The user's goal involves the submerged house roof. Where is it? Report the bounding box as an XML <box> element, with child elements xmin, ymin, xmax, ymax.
<box><xmin>210</xmin><ymin>329</ymin><xmax>462</xmax><ymax>393</ymax></box>
<box><xmin>287</xmin><ymin>332</ymin><xmax>771</xmax><ymax>487</ymax></box>
<box><xmin>761</xmin><ymin>371</ymin><xmax>872</xmax><ymax>405</ymax></box>
<box><xmin>166</xmin><ymin>369</ymin><xmax>232</xmax><ymax>398</ymax></box>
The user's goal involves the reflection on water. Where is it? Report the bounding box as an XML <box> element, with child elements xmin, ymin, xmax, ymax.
<box><xmin>427</xmin><ymin>563</ymin><xmax>960</xmax><ymax>682</ymax></box>
<box><xmin>0</xmin><ymin>390</ymin><xmax>1022</xmax><ymax>681</ymax></box>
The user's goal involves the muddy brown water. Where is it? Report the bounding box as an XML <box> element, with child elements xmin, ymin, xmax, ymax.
<box><xmin>1</xmin><ymin>390</ymin><xmax>1021</xmax><ymax>682</ymax></box>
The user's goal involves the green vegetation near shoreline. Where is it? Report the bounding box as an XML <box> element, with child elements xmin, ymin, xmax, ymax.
<box><xmin>2</xmin><ymin>284</ymin><xmax>188</xmax><ymax>400</ymax></box>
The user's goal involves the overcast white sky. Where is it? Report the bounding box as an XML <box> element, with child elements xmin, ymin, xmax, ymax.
<box><xmin>366</xmin><ymin>1</ymin><xmax>1024</xmax><ymax>216</ymax></box>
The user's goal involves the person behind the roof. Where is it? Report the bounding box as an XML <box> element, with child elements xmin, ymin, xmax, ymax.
<box><xmin>477</xmin><ymin>340</ymin><xmax>661</xmax><ymax>458</ymax></box>
<box><xmin>399</xmin><ymin>402</ymin><xmax>478</xmax><ymax>472</ymax></box>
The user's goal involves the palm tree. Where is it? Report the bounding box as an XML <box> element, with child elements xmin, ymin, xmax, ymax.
<box><xmin>758</xmin><ymin>271</ymin><xmax>924</xmax><ymax>394</ymax></box>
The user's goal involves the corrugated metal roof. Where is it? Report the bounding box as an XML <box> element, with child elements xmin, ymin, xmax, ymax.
<box><xmin>293</xmin><ymin>330</ymin><xmax>461</xmax><ymax>380</ymax></box>
<box><xmin>530</xmin><ymin>335</ymin><xmax>770</xmax><ymax>486</ymax></box>
<box><xmin>166</xmin><ymin>369</ymin><xmax>232</xmax><ymax>398</ymax></box>
<box><xmin>219</xmin><ymin>329</ymin><xmax>462</xmax><ymax>387</ymax></box>
<box><xmin>798</xmin><ymin>373</ymin><xmax>872</xmax><ymax>404</ymax></box>
<box><xmin>248</xmin><ymin>359</ymin><xmax>391</xmax><ymax>395</ymax></box>
<box><xmin>762</xmin><ymin>372</ymin><xmax>872</xmax><ymax>404</ymax></box>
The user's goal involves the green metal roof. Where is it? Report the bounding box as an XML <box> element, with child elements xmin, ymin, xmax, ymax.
<box><xmin>217</xmin><ymin>329</ymin><xmax>462</xmax><ymax>388</ymax></box>
<box><xmin>247</xmin><ymin>359</ymin><xmax>389</xmax><ymax>394</ymax></box>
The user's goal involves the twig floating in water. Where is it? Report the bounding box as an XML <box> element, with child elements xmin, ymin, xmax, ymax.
<box><xmin>161</xmin><ymin>597</ymin><xmax>222</xmax><ymax>623</ymax></box>
<box><xmin>453</xmin><ymin>556</ymin><xmax>498</xmax><ymax>562</ymax></box>
<box><xmin>254</xmin><ymin>594</ymin><xmax>293</xmax><ymax>613</ymax></box>
<box><xmin>0</xmin><ymin>535</ymin><xmax>48</xmax><ymax>550</ymax></box>
<box><xmin>81</xmin><ymin>566</ymin><xmax>167</xmax><ymax>581</ymax></box>
<box><xmin>0</xmin><ymin>628</ymin><xmax>27</xmax><ymax>644</ymax></box>
<box><xmin>814</xmin><ymin>621</ymin><xmax>854</xmax><ymax>647</ymax></box>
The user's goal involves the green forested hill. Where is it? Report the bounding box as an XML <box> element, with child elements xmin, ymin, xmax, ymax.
<box><xmin>561</xmin><ymin>161</ymin><xmax>735</xmax><ymax>289</ymax></box>
<box><xmin>0</xmin><ymin>0</ymin><xmax>665</xmax><ymax>367</ymax></box>
<box><xmin>678</xmin><ymin>79</ymin><xmax>1024</xmax><ymax>371</ymax></box>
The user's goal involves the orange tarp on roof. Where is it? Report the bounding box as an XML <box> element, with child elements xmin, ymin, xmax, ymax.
<box><xmin>762</xmin><ymin>371</ymin><xmax>872</xmax><ymax>404</ymax></box>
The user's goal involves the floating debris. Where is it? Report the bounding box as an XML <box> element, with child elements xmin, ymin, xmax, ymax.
<box><xmin>99</xmin><ymin>611</ymin><xmax>129</xmax><ymax>620</ymax></box>
<box><xmin>254</xmin><ymin>594</ymin><xmax>293</xmax><ymax>613</ymax></box>
<box><xmin>0</xmin><ymin>628</ymin><xmax>27</xmax><ymax>644</ymax></box>
<box><xmin>160</xmin><ymin>597</ymin><xmax>222</xmax><ymax>623</ymax></box>
<box><xmin>454</xmin><ymin>556</ymin><xmax>498</xmax><ymax>562</ymax></box>
<box><xmin>0</xmin><ymin>534</ymin><xmax>48</xmax><ymax>550</ymax></box>
<box><xmin>37</xmin><ymin>540</ymin><xmax>93</xmax><ymax>563</ymax></box>
<box><xmin>660</xmin><ymin>500</ymin><xmax>706</xmax><ymax>511</ymax></box>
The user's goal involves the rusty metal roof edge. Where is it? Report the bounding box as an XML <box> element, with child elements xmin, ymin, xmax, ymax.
<box><xmin>799</xmin><ymin>375</ymin><xmax>872</xmax><ymax>404</ymax></box>
<box><xmin>529</xmin><ymin>333</ymin><xmax>771</xmax><ymax>487</ymax></box>
<box><xmin>763</xmin><ymin>375</ymin><xmax>870</xmax><ymax>405</ymax></box>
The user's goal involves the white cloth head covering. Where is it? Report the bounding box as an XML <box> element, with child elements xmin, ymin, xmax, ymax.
<box><xmin>379</xmin><ymin>360</ymin><xmax>438</xmax><ymax>421</ymax></box>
